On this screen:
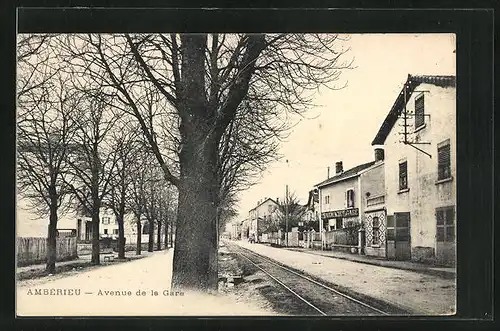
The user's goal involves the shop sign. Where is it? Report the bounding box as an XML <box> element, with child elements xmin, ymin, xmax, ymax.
<box><xmin>321</xmin><ymin>208</ymin><xmax>359</xmax><ymax>219</ymax></box>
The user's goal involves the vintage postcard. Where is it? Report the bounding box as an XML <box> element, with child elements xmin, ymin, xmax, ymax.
<box><xmin>16</xmin><ymin>31</ymin><xmax>456</xmax><ymax>316</ymax></box>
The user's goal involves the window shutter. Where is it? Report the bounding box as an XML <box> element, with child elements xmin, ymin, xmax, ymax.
<box><xmin>438</xmin><ymin>144</ymin><xmax>451</xmax><ymax>179</ymax></box>
<box><xmin>415</xmin><ymin>94</ymin><xmax>425</xmax><ymax>128</ymax></box>
<box><xmin>438</xmin><ymin>144</ymin><xmax>451</xmax><ymax>165</ymax></box>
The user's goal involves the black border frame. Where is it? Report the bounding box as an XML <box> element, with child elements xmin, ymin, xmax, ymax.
<box><xmin>1</xmin><ymin>2</ymin><xmax>495</xmax><ymax>330</ymax></box>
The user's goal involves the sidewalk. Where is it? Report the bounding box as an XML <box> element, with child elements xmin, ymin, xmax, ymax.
<box><xmin>284</xmin><ymin>246</ymin><xmax>455</xmax><ymax>279</ymax></box>
<box><xmin>234</xmin><ymin>240</ymin><xmax>456</xmax><ymax>315</ymax></box>
<box><xmin>16</xmin><ymin>249</ymin><xmax>163</xmax><ymax>280</ymax></box>
<box><xmin>17</xmin><ymin>247</ymin><xmax>278</xmax><ymax>316</ymax></box>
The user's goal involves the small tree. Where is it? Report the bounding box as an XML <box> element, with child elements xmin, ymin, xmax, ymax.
<box><xmin>343</xmin><ymin>219</ymin><xmax>361</xmax><ymax>245</ymax></box>
<box><xmin>274</xmin><ymin>192</ymin><xmax>306</xmax><ymax>232</ymax></box>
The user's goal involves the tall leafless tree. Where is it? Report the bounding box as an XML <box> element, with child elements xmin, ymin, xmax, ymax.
<box><xmin>64</xmin><ymin>91</ymin><xmax>120</xmax><ymax>265</ymax></box>
<box><xmin>17</xmin><ymin>34</ymin><xmax>57</xmax><ymax>100</ymax></box>
<box><xmin>17</xmin><ymin>70</ymin><xmax>80</xmax><ymax>273</ymax></box>
<box><xmin>127</xmin><ymin>148</ymin><xmax>149</xmax><ymax>255</ymax></box>
<box><xmin>58</xmin><ymin>33</ymin><xmax>352</xmax><ymax>291</ymax></box>
<box><xmin>103</xmin><ymin>121</ymin><xmax>140</xmax><ymax>259</ymax></box>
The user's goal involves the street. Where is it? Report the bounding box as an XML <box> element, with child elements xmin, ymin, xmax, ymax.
<box><xmin>16</xmin><ymin>249</ymin><xmax>275</xmax><ymax>316</ymax></box>
<box><xmin>233</xmin><ymin>240</ymin><xmax>456</xmax><ymax>315</ymax></box>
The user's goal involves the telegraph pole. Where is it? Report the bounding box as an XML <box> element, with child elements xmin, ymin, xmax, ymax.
<box><xmin>285</xmin><ymin>184</ymin><xmax>289</xmax><ymax>247</ymax></box>
<box><xmin>285</xmin><ymin>159</ymin><xmax>290</xmax><ymax>247</ymax></box>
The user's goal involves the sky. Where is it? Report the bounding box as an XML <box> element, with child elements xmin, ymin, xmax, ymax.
<box><xmin>231</xmin><ymin>33</ymin><xmax>456</xmax><ymax>227</ymax></box>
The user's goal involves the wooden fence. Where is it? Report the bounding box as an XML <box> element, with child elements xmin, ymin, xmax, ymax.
<box><xmin>17</xmin><ymin>237</ymin><xmax>78</xmax><ymax>267</ymax></box>
<box><xmin>324</xmin><ymin>229</ymin><xmax>358</xmax><ymax>250</ymax></box>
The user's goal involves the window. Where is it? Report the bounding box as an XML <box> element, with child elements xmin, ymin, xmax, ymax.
<box><xmin>142</xmin><ymin>221</ymin><xmax>150</xmax><ymax>234</ymax></box>
<box><xmin>346</xmin><ymin>189</ymin><xmax>355</xmax><ymax>208</ymax></box>
<box><xmin>436</xmin><ymin>207</ymin><xmax>455</xmax><ymax>242</ymax></box>
<box><xmin>335</xmin><ymin>218</ymin><xmax>343</xmax><ymax>229</ymax></box>
<box><xmin>325</xmin><ymin>195</ymin><xmax>330</xmax><ymax>205</ymax></box>
<box><xmin>437</xmin><ymin>142</ymin><xmax>451</xmax><ymax>180</ymax></box>
<box><xmin>113</xmin><ymin>229</ymin><xmax>119</xmax><ymax>235</ymax></box>
<box><xmin>103</xmin><ymin>229</ymin><xmax>108</xmax><ymax>235</ymax></box>
<box><xmin>102</xmin><ymin>217</ymin><xmax>110</xmax><ymax>225</ymax></box>
<box><xmin>415</xmin><ymin>94</ymin><xmax>425</xmax><ymax>129</ymax></box>
<box><xmin>372</xmin><ymin>217</ymin><xmax>380</xmax><ymax>245</ymax></box>
<box><xmin>399</xmin><ymin>161</ymin><xmax>408</xmax><ymax>190</ymax></box>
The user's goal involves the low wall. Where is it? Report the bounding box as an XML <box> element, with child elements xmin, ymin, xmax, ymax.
<box><xmin>17</xmin><ymin>237</ymin><xmax>78</xmax><ymax>267</ymax></box>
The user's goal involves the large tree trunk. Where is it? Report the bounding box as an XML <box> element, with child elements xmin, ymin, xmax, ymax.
<box><xmin>172</xmin><ymin>34</ymin><xmax>218</xmax><ymax>292</ymax></box>
<box><xmin>46</xmin><ymin>197</ymin><xmax>58</xmax><ymax>274</ymax></box>
<box><xmin>164</xmin><ymin>220</ymin><xmax>168</xmax><ymax>249</ymax></box>
<box><xmin>169</xmin><ymin>222</ymin><xmax>173</xmax><ymax>249</ymax></box>
<box><xmin>156</xmin><ymin>221</ymin><xmax>162</xmax><ymax>251</ymax></box>
<box><xmin>148</xmin><ymin>218</ymin><xmax>154</xmax><ymax>252</ymax></box>
<box><xmin>136</xmin><ymin>219</ymin><xmax>142</xmax><ymax>255</ymax></box>
<box><xmin>91</xmin><ymin>209</ymin><xmax>100</xmax><ymax>265</ymax></box>
<box><xmin>117</xmin><ymin>213</ymin><xmax>125</xmax><ymax>259</ymax></box>
<box><xmin>172</xmin><ymin>142</ymin><xmax>219</xmax><ymax>291</ymax></box>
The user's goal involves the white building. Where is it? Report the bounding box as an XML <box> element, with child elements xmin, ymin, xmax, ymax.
<box><xmin>371</xmin><ymin>74</ymin><xmax>456</xmax><ymax>265</ymax></box>
<box><xmin>315</xmin><ymin>160</ymin><xmax>375</xmax><ymax>232</ymax></box>
<box><xmin>17</xmin><ymin>196</ymin><xmax>146</xmax><ymax>244</ymax></box>
<box><xmin>248</xmin><ymin>197</ymin><xmax>280</xmax><ymax>241</ymax></box>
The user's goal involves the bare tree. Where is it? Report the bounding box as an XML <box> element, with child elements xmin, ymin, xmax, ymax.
<box><xmin>58</xmin><ymin>33</ymin><xmax>352</xmax><ymax>291</ymax></box>
<box><xmin>127</xmin><ymin>148</ymin><xmax>149</xmax><ymax>255</ymax></box>
<box><xmin>17</xmin><ymin>70</ymin><xmax>80</xmax><ymax>273</ymax></box>
<box><xmin>64</xmin><ymin>91</ymin><xmax>120</xmax><ymax>265</ymax></box>
<box><xmin>17</xmin><ymin>34</ymin><xmax>57</xmax><ymax>100</ymax></box>
<box><xmin>103</xmin><ymin>121</ymin><xmax>140</xmax><ymax>259</ymax></box>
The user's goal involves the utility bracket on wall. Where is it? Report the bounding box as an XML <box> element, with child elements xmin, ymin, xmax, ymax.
<box><xmin>398</xmin><ymin>86</ymin><xmax>432</xmax><ymax>158</ymax></box>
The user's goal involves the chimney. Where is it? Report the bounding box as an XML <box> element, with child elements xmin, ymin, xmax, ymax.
<box><xmin>327</xmin><ymin>166</ymin><xmax>330</xmax><ymax>178</ymax></box>
<box><xmin>276</xmin><ymin>197</ymin><xmax>279</xmax><ymax>204</ymax></box>
<box><xmin>374</xmin><ymin>148</ymin><xmax>385</xmax><ymax>162</ymax></box>
<box><xmin>335</xmin><ymin>161</ymin><xmax>343</xmax><ymax>174</ymax></box>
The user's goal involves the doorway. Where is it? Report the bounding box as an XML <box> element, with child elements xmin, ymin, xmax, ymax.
<box><xmin>386</xmin><ymin>212</ymin><xmax>411</xmax><ymax>260</ymax></box>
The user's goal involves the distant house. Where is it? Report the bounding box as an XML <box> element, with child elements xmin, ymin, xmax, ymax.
<box><xmin>315</xmin><ymin>160</ymin><xmax>375</xmax><ymax>232</ymax></box>
<box><xmin>248</xmin><ymin>197</ymin><xmax>280</xmax><ymax>241</ymax></box>
<box><xmin>77</xmin><ymin>208</ymin><xmax>143</xmax><ymax>244</ymax></box>
<box><xmin>371</xmin><ymin>74</ymin><xmax>456</xmax><ymax>265</ymax></box>
<box><xmin>231</xmin><ymin>220</ymin><xmax>243</xmax><ymax>239</ymax></box>
<box><xmin>304</xmin><ymin>189</ymin><xmax>319</xmax><ymax>223</ymax></box>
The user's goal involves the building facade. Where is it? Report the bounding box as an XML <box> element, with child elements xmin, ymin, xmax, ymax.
<box><xmin>315</xmin><ymin>161</ymin><xmax>375</xmax><ymax>232</ymax></box>
<box><xmin>372</xmin><ymin>74</ymin><xmax>456</xmax><ymax>265</ymax></box>
<box><xmin>76</xmin><ymin>209</ymin><xmax>146</xmax><ymax>244</ymax></box>
<box><xmin>304</xmin><ymin>189</ymin><xmax>320</xmax><ymax>228</ymax></box>
<box><xmin>248</xmin><ymin>197</ymin><xmax>280</xmax><ymax>241</ymax></box>
<box><xmin>359</xmin><ymin>149</ymin><xmax>386</xmax><ymax>258</ymax></box>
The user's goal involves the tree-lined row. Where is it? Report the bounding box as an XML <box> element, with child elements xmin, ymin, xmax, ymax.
<box><xmin>17</xmin><ymin>35</ymin><xmax>177</xmax><ymax>273</ymax></box>
<box><xmin>17</xmin><ymin>33</ymin><xmax>352</xmax><ymax>290</ymax></box>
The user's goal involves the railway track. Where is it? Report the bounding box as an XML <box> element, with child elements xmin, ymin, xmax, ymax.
<box><xmin>227</xmin><ymin>242</ymin><xmax>392</xmax><ymax>316</ymax></box>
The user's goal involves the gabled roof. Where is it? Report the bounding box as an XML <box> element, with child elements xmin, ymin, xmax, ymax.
<box><xmin>249</xmin><ymin>197</ymin><xmax>279</xmax><ymax>212</ymax></box>
<box><xmin>315</xmin><ymin>161</ymin><xmax>376</xmax><ymax>188</ymax></box>
<box><xmin>371</xmin><ymin>74</ymin><xmax>456</xmax><ymax>146</ymax></box>
<box><xmin>306</xmin><ymin>189</ymin><xmax>319</xmax><ymax>208</ymax></box>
